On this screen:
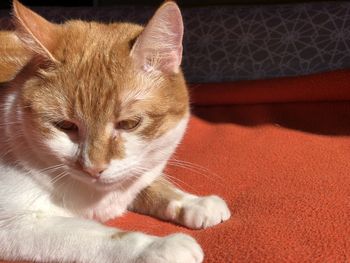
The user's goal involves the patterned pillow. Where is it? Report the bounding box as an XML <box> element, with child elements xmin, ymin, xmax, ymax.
<box><xmin>1</xmin><ymin>2</ymin><xmax>349</xmax><ymax>83</ymax></box>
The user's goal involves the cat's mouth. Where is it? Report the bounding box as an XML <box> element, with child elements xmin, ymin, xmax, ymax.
<box><xmin>68</xmin><ymin>167</ymin><xmax>140</xmax><ymax>190</ymax></box>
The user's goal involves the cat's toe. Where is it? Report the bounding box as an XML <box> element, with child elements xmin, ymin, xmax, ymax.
<box><xmin>167</xmin><ymin>195</ymin><xmax>231</xmax><ymax>229</ymax></box>
<box><xmin>136</xmin><ymin>233</ymin><xmax>203</xmax><ymax>263</ymax></box>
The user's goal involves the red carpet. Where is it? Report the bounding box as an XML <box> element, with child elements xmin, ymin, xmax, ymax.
<box><xmin>112</xmin><ymin>102</ymin><xmax>350</xmax><ymax>262</ymax></box>
<box><xmin>2</xmin><ymin>70</ymin><xmax>350</xmax><ymax>262</ymax></box>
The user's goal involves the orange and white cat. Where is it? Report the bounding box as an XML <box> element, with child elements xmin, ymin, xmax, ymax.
<box><xmin>0</xmin><ymin>1</ymin><xmax>230</xmax><ymax>262</ymax></box>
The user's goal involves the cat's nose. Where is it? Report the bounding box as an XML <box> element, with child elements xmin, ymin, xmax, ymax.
<box><xmin>76</xmin><ymin>159</ymin><xmax>108</xmax><ymax>179</ymax></box>
<box><xmin>78</xmin><ymin>161</ymin><xmax>107</xmax><ymax>178</ymax></box>
<box><xmin>83</xmin><ymin>166</ymin><xmax>106</xmax><ymax>178</ymax></box>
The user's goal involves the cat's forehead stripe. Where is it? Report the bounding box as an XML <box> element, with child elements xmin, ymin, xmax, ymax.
<box><xmin>119</xmin><ymin>85</ymin><xmax>154</xmax><ymax>109</ymax></box>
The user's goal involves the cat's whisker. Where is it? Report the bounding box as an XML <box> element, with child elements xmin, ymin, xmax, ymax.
<box><xmin>49</xmin><ymin>170</ymin><xmax>69</xmax><ymax>185</ymax></box>
<box><xmin>37</xmin><ymin>164</ymin><xmax>65</xmax><ymax>174</ymax></box>
<box><xmin>169</xmin><ymin>157</ymin><xmax>221</xmax><ymax>177</ymax></box>
<box><xmin>61</xmin><ymin>178</ymin><xmax>76</xmax><ymax>210</ymax></box>
<box><xmin>128</xmin><ymin>164</ymin><xmax>202</xmax><ymax>193</ymax></box>
<box><xmin>161</xmin><ymin>172</ymin><xmax>199</xmax><ymax>194</ymax></box>
<box><xmin>168</xmin><ymin>159</ymin><xmax>225</xmax><ymax>185</ymax></box>
<box><xmin>169</xmin><ymin>158</ymin><xmax>211</xmax><ymax>172</ymax></box>
<box><xmin>54</xmin><ymin>177</ymin><xmax>70</xmax><ymax>192</ymax></box>
<box><xmin>159</xmin><ymin>174</ymin><xmax>184</xmax><ymax>189</ymax></box>
<box><xmin>122</xmin><ymin>171</ymin><xmax>157</xmax><ymax>205</ymax></box>
<box><xmin>51</xmin><ymin>174</ymin><xmax>67</xmax><ymax>185</ymax></box>
<box><xmin>167</xmin><ymin>162</ymin><xmax>222</xmax><ymax>184</ymax></box>
<box><xmin>154</xmin><ymin>175</ymin><xmax>182</xmax><ymax>188</ymax></box>
<box><xmin>52</xmin><ymin>173</ymin><xmax>68</xmax><ymax>185</ymax></box>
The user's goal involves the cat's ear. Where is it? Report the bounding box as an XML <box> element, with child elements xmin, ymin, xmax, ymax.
<box><xmin>131</xmin><ymin>1</ymin><xmax>184</xmax><ymax>74</ymax></box>
<box><xmin>12</xmin><ymin>0</ymin><xmax>60</xmax><ymax>61</ymax></box>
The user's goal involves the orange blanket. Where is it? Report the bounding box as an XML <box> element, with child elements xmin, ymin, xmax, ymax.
<box><xmin>2</xmin><ymin>70</ymin><xmax>350</xmax><ymax>262</ymax></box>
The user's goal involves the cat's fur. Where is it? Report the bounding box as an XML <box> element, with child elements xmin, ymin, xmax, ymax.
<box><xmin>0</xmin><ymin>1</ymin><xmax>230</xmax><ymax>262</ymax></box>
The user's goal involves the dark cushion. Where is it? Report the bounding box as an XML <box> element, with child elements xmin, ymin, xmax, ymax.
<box><xmin>1</xmin><ymin>2</ymin><xmax>350</xmax><ymax>83</ymax></box>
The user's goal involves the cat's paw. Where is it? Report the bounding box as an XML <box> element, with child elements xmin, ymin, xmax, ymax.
<box><xmin>136</xmin><ymin>233</ymin><xmax>203</xmax><ymax>263</ymax></box>
<box><xmin>166</xmin><ymin>195</ymin><xmax>231</xmax><ymax>229</ymax></box>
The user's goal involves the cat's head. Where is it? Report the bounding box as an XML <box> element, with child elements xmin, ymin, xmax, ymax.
<box><xmin>9</xmin><ymin>0</ymin><xmax>189</xmax><ymax>190</ymax></box>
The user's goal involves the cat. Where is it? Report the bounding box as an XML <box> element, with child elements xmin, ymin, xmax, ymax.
<box><xmin>0</xmin><ymin>1</ymin><xmax>231</xmax><ymax>262</ymax></box>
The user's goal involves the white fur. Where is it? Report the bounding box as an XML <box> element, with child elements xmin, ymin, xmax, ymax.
<box><xmin>0</xmin><ymin>3</ymin><xmax>226</xmax><ymax>262</ymax></box>
<box><xmin>46</xmin><ymin>132</ymin><xmax>79</xmax><ymax>159</ymax></box>
<box><xmin>166</xmin><ymin>193</ymin><xmax>231</xmax><ymax>229</ymax></box>
<box><xmin>0</xmin><ymin>87</ymin><xmax>200</xmax><ymax>262</ymax></box>
<box><xmin>136</xmin><ymin>233</ymin><xmax>204</xmax><ymax>263</ymax></box>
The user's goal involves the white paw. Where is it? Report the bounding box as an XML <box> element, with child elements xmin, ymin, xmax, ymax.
<box><xmin>136</xmin><ymin>233</ymin><xmax>204</xmax><ymax>263</ymax></box>
<box><xmin>166</xmin><ymin>195</ymin><xmax>231</xmax><ymax>229</ymax></box>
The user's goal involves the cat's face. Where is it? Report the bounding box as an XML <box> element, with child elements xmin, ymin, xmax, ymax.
<box><xmin>11</xmin><ymin>1</ymin><xmax>188</xmax><ymax>189</ymax></box>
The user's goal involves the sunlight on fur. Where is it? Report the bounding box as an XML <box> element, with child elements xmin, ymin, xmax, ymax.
<box><xmin>0</xmin><ymin>1</ymin><xmax>230</xmax><ymax>262</ymax></box>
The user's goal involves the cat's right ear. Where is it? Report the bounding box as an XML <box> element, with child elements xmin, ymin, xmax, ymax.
<box><xmin>130</xmin><ymin>2</ymin><xmax>184</xmax><ymax>74</ymax></box>
<box><xmin>12</xmin><ymin>0</ymin><xmax>60</xmax><ymax>62</ymax></box>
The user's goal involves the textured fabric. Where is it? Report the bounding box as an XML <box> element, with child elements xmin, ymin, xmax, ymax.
<box><xmin>1</xmin><ymin>70</ymin><xmax>350</xmax><ymax>263</ymax></box>
<box><xmin>1</xmin><ymin>2</ymin><xmax>350</xmax><ymax>83</ymax></box>
<box><xmin>191</xmin><ymin>69</ymin><xmax>350</xmax><ymax>105</ymax></box>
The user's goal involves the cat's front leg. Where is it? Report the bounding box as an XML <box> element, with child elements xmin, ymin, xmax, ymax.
<box><xmin>129</xmin><ymin>178</ymin><xmax>231</xmax><ymax>229</ymax></box>
<box><xmin>0</xmin><ymin>211</ymin><xmax>203</xmax><ymax>263</ymax></box>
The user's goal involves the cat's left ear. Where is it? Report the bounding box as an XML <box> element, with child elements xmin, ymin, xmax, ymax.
<box><xmin>12</xmin><ymin>0</ymin><xmax>60</xmax><ymax>62</ymax></box>
<box><xmin>130</xmin><ymin>1</ymin><xmax>184</xmax><ymax>74</ymax></box>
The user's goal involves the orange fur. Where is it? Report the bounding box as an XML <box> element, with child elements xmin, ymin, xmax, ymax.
<box><xmin>0</xmin><ymin>4</ymin><xmax>229</xmax><ymax>262</ymax></box>
<box><xmin>130</xmin><ymin>178</ymin><xmax>183</xmax><ymax>220</ymax></box>
<box><xmin>4</xmin><ymin>1</ymin><xmax>189</xmax><ymax>170</ymax></box>
<box><xmin>0</xmin><ymin>31</ymin><xmax>30</xmax><ymax>82</ymax></box>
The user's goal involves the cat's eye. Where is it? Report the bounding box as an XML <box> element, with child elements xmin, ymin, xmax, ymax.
<box><xmin>116</xmin><ymin>117</ymin><xmax>142</xmax><ymax>131</ymax></box>
<box><xmin>53</xmin><ymin>120</ymin><xmax>78</xmax><ymax>132</ymax></box>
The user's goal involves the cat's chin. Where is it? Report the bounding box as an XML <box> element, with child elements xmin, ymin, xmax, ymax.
<box><xmin>70</xmin><ymin>173</ymin><xmax>117</xmax><ymax>190</ymax></box>
<box><xmin>68</xmin><ymin>169</ymin><xmax>139</xmax><ymax>192</ymax></box>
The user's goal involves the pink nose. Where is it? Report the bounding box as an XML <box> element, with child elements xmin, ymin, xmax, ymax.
<box><xmin>77</xmin><ymin>159</ymin><xmax>107</xmax><ymax>178</ymax></box>
<box><xmin>83</xmin><ymin>166</ymin><xmax>106</xmax><ymax>178</ymax></box>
